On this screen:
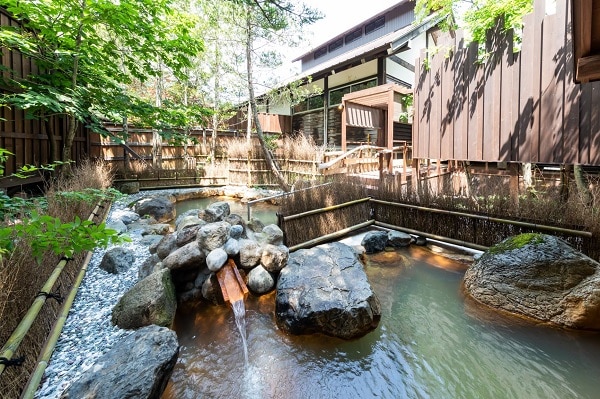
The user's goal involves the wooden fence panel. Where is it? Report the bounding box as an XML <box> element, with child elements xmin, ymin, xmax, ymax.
<box><xmin>413</xmin><ymin>0</ymin><xmax>600</xmax><ymax>166</ymax></box>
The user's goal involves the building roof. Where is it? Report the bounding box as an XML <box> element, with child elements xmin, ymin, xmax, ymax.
<box><xmin>292</xmin><ymin>0</ymin><xmax>411</xmax><ymax>62</ymax></box>
<box><xmin>284</xmin><ymin>14</ymin><xmax>439</xmax><ymax>85</ymax></box>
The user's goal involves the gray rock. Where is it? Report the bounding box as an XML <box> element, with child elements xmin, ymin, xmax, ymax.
<box><xmin>361</xmin><ymin>231</ymin><xmax>388</xmax><ymax>254</ymax></box>
<box><xmin>201</xmin><ymin>274</ymin><xmax>220</xmax><ymax>303</ymax></box>
<box><xmin>111</xmin><ymin>209</ymin><xmax>140</xmax><ymax>225</ymax></box>
<box><xmin>138</xmin><ymin>253</ymin><xmax>163</xmax><ymax>280</ymax></box>
<box><xmin>229</xmin><ymin>224</ymin><xmax>244</xmax><ymax>240</ymax></box>
<box><xmin>276</xmin><ymin>242</ymin><xmax>381</xmax><ymax>339</ymax></box>
<box><xmin>129</xmin><ymin>222</ymin><xmax>172</xmax><ymax>236</ymax></box>
<box><xmin>206</xmin><ymin>248</ymin><xmax>228</xmax><ymax>272</ymax></box>
<box><xmin>261</xmin><ymin>244</ymin><xmax>289</xmax><ymax>273</ymax></box>
<box><xmin>203</xmin><ymin>201</ymin><xmax>231</xmax><ymax>223</ymax></box>
<box><xmin>141</xmin><ymin>234</ymin><xmax>163</xmax><ymax>248</ymax></box>
<box><xmin>387</xmin><ymin>231</ymin><xmax>412</xmax><ymax>247</ymax></box>
<box><xmin>246</xmin><ymin>217</ymin><xmax>265</xmax><ymax>234</ymax></box>
<box><xmin>176</xmin><ymin>224</ymin><xmax>202</xmax><ymax>247</ymax></box>
<box><xmin>414</xmin><ymin>236</ymin><xmax>427</xmax><ymax>246</ymax></box>
<box><xmin>117</xmin><ymin>181</ymin><xmax>140</xmax><ymax>195</ymax></box>
<box><xmin>247</xmin><ymin>265</ymin><xmax>275</xmax><ymax>295</ymax></box>
<box><xmin>238</xmin><ymin>239</ymin><xmax>262</xmax><ymax>269</ymax></box>
<box><xmin>112</xmin><ymin>269</ymin><xmax>177</xmax><ymax>329</ymax></box>
<box><xmin>99</xmin><ymin>247</ymin><xmax>135</xmax><ymax>274</ymax></box>
<box><xmin>134</xmin><ymin>196</ymin><xmax>176</xmax><ymax>223</ymax></box>
<box><xmin>223</xmin><ymin>238</ymin><xmax>240</xmax><ymax>257</ymax></box>
<box><xmin>224</xmin><ymin>214</ymin><xmax>245</xmax><ymax>231</ymax></box>
<box><xmin>106</xmin><ymin>219</ymin><xmax>127</xmax><ymax>235</ymax></box>
<box><xmin>176</xmin><ymin>215</ymin><xmax>204</xmax><ymax>232</ymax></box>
<box><xmin>262</xmin><ymin>224</ymin><xmax>284</xmax><ymax>245</ymax></box>
<box><xmin>175</xmin><ymin>208</ymin><xmax>202</xmax><ymax>228</ymax></box>
<box><xmin>59</xmin><ymin>325</ymin><xmax>178</xmax><ymax>399</ymax></box>
<box><xmin>162</xmin><ymin>241</ymin><xmax>205</xmax><ymax>272</ymax></box>
<box><xmin>464</xmin><ymin>234</ymin><xmax>600</xmax><ymax>330</ymax></box>
<box><xmin>197</xmin><ymin>221</ymin><xmax>230</xmax><ymax>252</ymax></box>
<box><xmin>156</xmin><ymin>233</ymin><xmax>178</xmax><ymax>260</ymax></box>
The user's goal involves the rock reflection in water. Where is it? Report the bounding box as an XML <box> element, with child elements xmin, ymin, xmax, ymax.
<box><xmin>163</xmin><ymin>247</ymin><xmax>600</xmax><ymax>399</ymax></box>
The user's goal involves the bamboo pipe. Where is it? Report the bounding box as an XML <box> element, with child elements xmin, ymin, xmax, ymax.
<box><xmin>0</xmin><ymin>200</ymin><xmax>104</xmax><ymax>377</ymax></box>
<box><xmin>289</xmin><ymin>220</ymin><xmax>375</xmax><ymax>252</ymax></box>
<box><xmin>370</xmin><ymin>199</ymin><xmax>593</xmax><ymax>238</ymax></box>
<box><xmin>283</xmin><ymin>197</ymin><xmax>370</xmax><ymax>222</ymax></box>
<box><xmin>21</xmin><ymin>201</ymin><xmax>110</xmax><ymax>398</ymax></box>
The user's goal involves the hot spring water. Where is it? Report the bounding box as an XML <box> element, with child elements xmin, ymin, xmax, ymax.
<box><xmin>162</xmin><ymin>245</ymin><xmax>600</xmax><ymax>399</ymax></box>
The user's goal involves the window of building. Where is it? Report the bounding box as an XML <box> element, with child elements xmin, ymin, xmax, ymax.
<box><xmin>314</xmin><ymin>46</ymin><xmax>327</xmax><ymax>59</ymax></box>
<box><xmin>328</xmin><ymin>37</ymin><xmax>343</xmax><ymax>52</ymax></box>
<box><xmin>344</xmin><ymin>28</ymin><xmax>362</xmax><ymax>44</ymax></box>
<box><xmin>365</xmin><ymin>15</ymin><xmax>385</xmax><ymax>35</ymax></box>
<box><xmin>293</xmin><ymin>94</ymin><xmax>324</xmax><ymax>114</ymax></box>
<box><xmin>328</xmin><ymin>78</ymin><xmax>377</xmax><ymax>106</ymax></box>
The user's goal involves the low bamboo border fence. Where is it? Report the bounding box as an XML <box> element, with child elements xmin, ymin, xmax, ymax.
<box><xmin>279</xmin><ymin>197</ymin><xmax>598</xmax><ymax>261</ymax></box>
<box><xmin>0</xmin><ymin>200</ymin><xmax>109</xmax><ymax>397</ymax></box>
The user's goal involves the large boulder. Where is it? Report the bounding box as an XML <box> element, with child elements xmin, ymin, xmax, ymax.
<box><xmin>60</xmin><ymin>325</ymin><xmax>178</xmax><ymax>399</ymax></box>
<box><xmin>276</xmin><ymin>242</ymin><xmax>381</xmax><ymax>339</ymax></box>
<box><xmin>112</xmin><ymin>269</ymin><xmax>177</xmax><ymax>329</ymax></box>
<box><xmin>162</xmin><ymin>241</ymin><xmax>205</xmax><ymax>272</ymax></box>
<box><xmin>135</xmin><ymin>196</ymin><xmax>176</xmax><ymax>223</ymax></box>
<box><xmin>99</xmin><ymin>247</ymin><xmax>134</xmax><ymax>274</ymax></box>
<box><xmin>464</xmin><ymin>233</ymin><xmax>600</xmax><ymax>330</ymax></box>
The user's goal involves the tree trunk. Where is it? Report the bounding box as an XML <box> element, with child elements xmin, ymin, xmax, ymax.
<box><xmin>61</xmin><ymin>0</ymin><xmax>86</xmax><ymax>172</ymax></box>
<box><xmin>244</xmin><ymin>12</ymin><xmax>289</xmax><ymax>192</ymax></box>
<box><xmin>559</xmin><ymin>164</ymin><xmax>571</xmax><ymax>202</ymax></box>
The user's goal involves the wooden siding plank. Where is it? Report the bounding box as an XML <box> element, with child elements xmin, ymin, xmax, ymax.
<box><xmin>500</xmin><ymin>29</ymin><xmax>514</xmax><ymax>162</ymax></box>
<box><xmin>539</xmin><ymin>13</ymin><xmax>564</xmax><ymax>163</ymax></box>
<box><xmin>467</xmin><ymin>41</ymin><xmax>483</xmax><ymax>160</ymax></box>
<box><xmin>413</xmin><ymin>55</ymin><xmax>421</xmax><ymax>158</ymax></box>
<box><xmin>562</xmin><ymin>0</ymin><xmax>581</xmax><ymax>164</ymax></box>
<box><xmin>518</xmin><ymin>12</ymin><xmax>535</xmax><ymax>163</ymax></box>
<box><xmin>530</xmin><ymin>0</ymin><xmax>545</xmax><ymax>163</ymax></box>
<box><xmin>591</xmin><ymin>81</ymin><xmax>600</xmax><ymax>164</ymax></box>
<box><xmin>453</xmin><ymin>32</ymin><xmax>468</xmax><ymax>160</ymax></box>
<box><xmin>430</xmin><ymin>43</ymin><xmax>442</xmax><ymax>160</ymax></box>
<box><xmin>579</xmin><ymin>83</ymin><xmax>592</xmax><ymax>164</ymax></box>
<box><xmin>440</xmin><ymin>36</ymin><xmax>454</xmax><ymax>160</ymax></box>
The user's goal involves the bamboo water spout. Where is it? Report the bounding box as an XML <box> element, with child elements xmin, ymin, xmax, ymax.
<box><xmin>216</xmin><ymin>259</ymin><xmax>249</xmax><ymax>305</ymax></box>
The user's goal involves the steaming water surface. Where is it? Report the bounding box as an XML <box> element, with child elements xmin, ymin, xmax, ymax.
<box><xmin>163</xmin><ymin>245</ymin><xmax>600</xmax><ymax>399</ymax></box>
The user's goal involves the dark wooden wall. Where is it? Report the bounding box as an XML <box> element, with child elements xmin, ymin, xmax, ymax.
<box><xmin>0</xmin><ymin>8</ymin><xmax>89</xmax><ymax>187</ymax></box>
<box><xmin>413</xmin><ymin>0</ymin><xmax>600</xmax><ymax>165</ymax></box>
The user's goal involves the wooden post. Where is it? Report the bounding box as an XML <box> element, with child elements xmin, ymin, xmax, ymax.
<box><xmin>341</xmin><ymin>100</ymin><xmax>347</xmax><ymax>151</ymax></box>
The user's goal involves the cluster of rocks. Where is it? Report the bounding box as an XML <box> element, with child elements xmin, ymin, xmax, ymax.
<box><xmin>102</xmin><ymin>195</ymin><xmax>290</xmax><ymax>331</ymax></box>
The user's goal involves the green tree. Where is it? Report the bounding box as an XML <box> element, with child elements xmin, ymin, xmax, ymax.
<box><xmin>237</xmin><ymin>0</ymin><xmax>322</xmax><ymax>191</ymax></box>
<box><xmin>415</xmin><ymin>0</ymin><xmax>533</xmax><ymax>44</ymax></box>
<box><xmin>0</xmin><ymin>0</ymin><xmax>205</xmax><ymax>165</ymax></box>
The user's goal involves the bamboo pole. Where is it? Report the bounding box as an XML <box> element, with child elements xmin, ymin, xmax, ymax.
<box><xmin>282</xmin><ymin>197</ymin><xmax>371</xmax><ymax>222</ymax></box>
<box><xmin>370</xmin><ymin>199</ymin><xmax>593</xmax><ymax>238</ymax></box>
<box><xmin>289</xmin><ymin>220</ymin><xmax>375</xmax><ymax>252</ymax></box>
<box><xmin>0</xmin><ymin>200</ymin><xmax>104</xmax><ymax>377</ymax></box>
<box><xmin>20</xmin><ymin>250</ymin><xmax>94</xmax><ymax>399</ymax></box>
